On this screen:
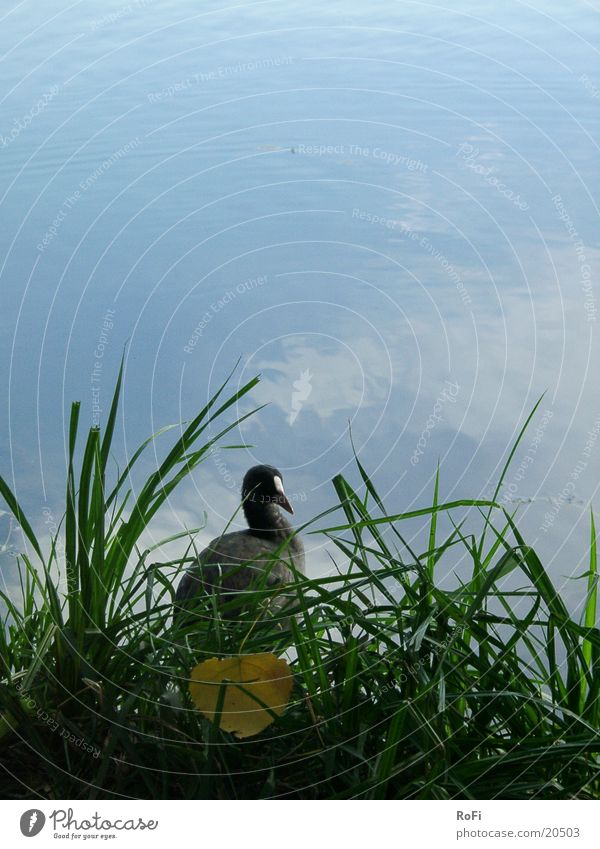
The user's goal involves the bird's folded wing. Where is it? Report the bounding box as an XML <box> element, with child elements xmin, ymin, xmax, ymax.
<box><xmin>174</xmin><ymin>532</ymin><xmax>297</xmax><ymax>602</ymax></box>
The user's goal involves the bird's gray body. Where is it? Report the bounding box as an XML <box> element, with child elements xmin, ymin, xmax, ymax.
<box><xmin>175</xmin><ymin>527</ymin><xmax>305</xmax><ymax>602</ymax></box>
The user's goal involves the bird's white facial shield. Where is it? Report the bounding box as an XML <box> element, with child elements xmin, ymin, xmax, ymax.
<box><xmin>274</xmin><ymin>475</ymin><xmax>294</xmax><ymax>514</ymax></box>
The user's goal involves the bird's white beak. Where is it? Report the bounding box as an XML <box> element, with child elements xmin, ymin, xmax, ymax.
<box><xmin>274</xmin><ymin>475</ymin><xmax>294</xmax><ymax>514</ymax></box>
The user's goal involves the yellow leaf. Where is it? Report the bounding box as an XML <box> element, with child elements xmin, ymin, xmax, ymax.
<box><xmin>189</xmin><ymin>653</ymin><xmax>293</xmax><ymax>739</ymax></box>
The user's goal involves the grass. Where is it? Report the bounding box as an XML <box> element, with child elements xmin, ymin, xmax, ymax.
<box><xmin>0</xmin><ymin>365</ymin><xmax>599</xmax><ymax>799</ymax></box>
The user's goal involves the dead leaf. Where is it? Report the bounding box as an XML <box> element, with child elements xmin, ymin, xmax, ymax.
<box><xmin>189</xmin><ymin>653</ymin><xmax>293</xmax><ymax>738</ymax></box>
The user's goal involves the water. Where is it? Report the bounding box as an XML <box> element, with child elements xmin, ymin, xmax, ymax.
<box><xmin>1</xmin><ymin>0</ymin><xmax>599</xmax><ymax>616</ymax></box>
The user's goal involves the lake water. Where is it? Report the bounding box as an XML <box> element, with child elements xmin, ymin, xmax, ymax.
<box><xmin>1</xmin><ymin>0</ymin><xmax>599</xmax><ymax>616</ymax></box>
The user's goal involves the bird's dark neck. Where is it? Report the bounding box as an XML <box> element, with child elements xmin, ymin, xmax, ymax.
<box><xmin>242</xmin><ymin>499</ymin><xmax>293</xmax><ymax>540</ymax></box>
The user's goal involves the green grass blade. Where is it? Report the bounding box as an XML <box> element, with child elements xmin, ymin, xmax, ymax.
<box><xmin>478</xmin><ymin>393</ymin><xmax>545</xmax><ymax>558</ymax></box>
<box><xmin>0</xmin><ymin>475</ymin><xmax>44</xmax><ymax>565</ymax></box>
<box><xmin>100</xmin><ymin>351</ymin><xmax>124</xmax><ymax>474</ymax></box>
<box><xmin>582</xmin><ymin>509</ymin><xmax>598</xmax><ymax>671</ymax></box>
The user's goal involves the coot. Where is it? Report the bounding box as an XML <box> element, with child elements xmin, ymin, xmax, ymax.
<box><xmin>175</xmin><ymin>464</ymin><xmax>304</xmax><ymax>619</ymax></box>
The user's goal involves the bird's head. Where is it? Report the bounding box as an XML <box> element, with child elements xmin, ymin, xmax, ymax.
<box><xmin>242</xmin><ymin>464</ymin><xmax>294</xmax><ymax>514</ymax></box>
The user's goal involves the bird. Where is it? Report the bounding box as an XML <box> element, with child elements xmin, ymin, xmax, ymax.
<box><xmin>174</xmin><ymin>464</ymin><xmax>305</xmax><ymax>622</ymax></box>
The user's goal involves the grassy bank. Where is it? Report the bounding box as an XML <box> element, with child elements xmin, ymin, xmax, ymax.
<box><xmin>0</xmin><ymin>368</ymin><xmax>599</xmax><ymax>799</ymax></box>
